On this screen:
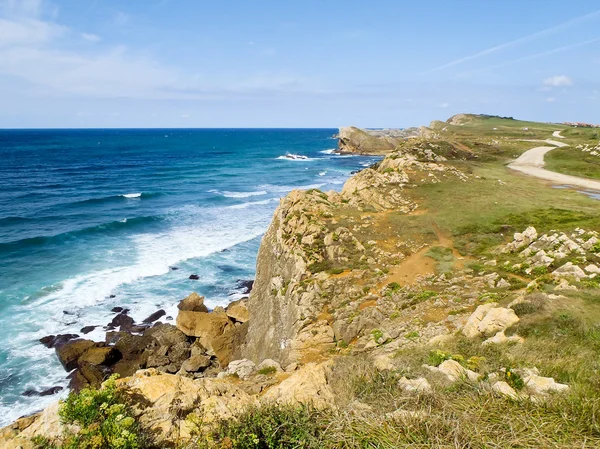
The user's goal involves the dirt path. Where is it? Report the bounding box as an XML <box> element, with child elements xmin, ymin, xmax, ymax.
<box><xmin>508</xmin><ymin>135</ymin><xmax>600</xmax><ymax>191</ymax></box>
<box><xmin>552</xmin><ymin>130</ymin><xmax>565</xmax><ymax>139</ymax></box>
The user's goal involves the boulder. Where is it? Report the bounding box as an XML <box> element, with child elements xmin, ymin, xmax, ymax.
<box><xmin>257</xmin><ymin>359</ymin><xmax>283</xmax><ymax>373</ymax></box>
<box><xmin>176</xmin><ymin>309</ymin><xmax>233</xmax><ymax>351</ymax></box>
<box><xmin>177</xmin><ymin>292</ymin><xmax>209</xmax><ymax>313</ymax></box>
<box><xmin>181</xmin><ymin>354</ymin><xmax>212</xmax><ymax>373</ymax></box>
<box><xmin>491</xmin><ymin>381</ymin><xmax>519</xmax><ymax>399</ymax></box>
<box><xmin>189</xmin><ymin>274</ymin><xmax>200</xmax><ymax>280</ymax></box>
<box><xmin>224</xmin><ymin>359</ymin><xmax>256</xmax><ymax>380</ymax></box>
<box><xmin>118</xmin><ymin>369</ymin><xmax>256</xmax><ymax>446</ymax></box>
<box><xmin>80</xmin><ymin>326</ymin><xmax>97</xmax><ymax>335</ymax></box>
<box><xmin>236</xmin><ymin>279</ymin><xmax>254</xmax><ymax>294</ymax></box>
<box><xmin>55</xmin><ymin>339</ymin><xmax>95</xmax><ymax>371</ymax></box>
<box><xmin>167</xmin><ymin>342</ymin><xmax>191</xmax><ymax>365</ymax></box>
<box><xmin>261</xmin><ymin>361</ymin><xmax>335</xmax><ymax>409</ymax></box>
<box><xmin>436</xmin><ymin>360</ymin><xmax>480</xmax><ymax>382</ymax></box>
<box><xmin>212</xmin><ymin>323</ymin><xmax>248</xmax><ymax>368</ymax></box>
<box><xmin>398</xmin><ymin>377</ymin><xmax>432</xmax><ymax>394</ymax></box>
<box><xmin>107</xmin><ymin>311</ymin><xmax>135</xmax><ymax>331</ymax></box>
<box><xmin>144</xmin><ymin>324</ymin><xmax>187</xmax><ymax>347</ymax></box>
<box><xmin>463</xmin><ymin>304</ymin><xmax>519</xmax><ymax>338</ymax></box>
<box><xmin>40</xmin><ymin>334</ymin><xmax>79</xmax><ymax>349</ymax></box>
<box><xmin>78</xmin><ymin>347</ymin><xmax>121</xmax><ymax>366</ymax></box>
<box><xmin>226</xmin><ymin>299</ymin><xmax>249</xmax><ymax>323</ymax></box>
<box><xmin>21</xmin><ymin>386</ymin><xmax>63</xmax><ymax>397</ymax></box>
<box><xmin>142</xmin><ymin>309</ymin><xmax>166</xmax><ymax>324</ymax></box>
<box><xmin>552</xmin><ymin>262</ymin><xmax>587</xmax><ymax>280</ymax></box>
<box><xmin>524</xmin><ymin>374</ymin><xmax>569</xmax><ymax>396</ymax></box>
<box><xmin>483</xmin><ymin>331</ymin><xmax>524</xmax><ymax>345</ymax></box>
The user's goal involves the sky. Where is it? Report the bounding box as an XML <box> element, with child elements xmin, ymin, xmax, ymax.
<box><xmin>0</xmin><ymin>0</ymin><xmax>599</xmax><ymax>128</ymax></box>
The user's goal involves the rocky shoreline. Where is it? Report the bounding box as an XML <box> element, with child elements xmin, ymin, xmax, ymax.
<box><xmin>4</xmin><ymin>114</ymin><xmax>600</xmax><ymax>448</ymax></box>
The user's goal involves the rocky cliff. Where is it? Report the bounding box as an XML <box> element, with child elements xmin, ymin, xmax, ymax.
<box><xmin>337</xmin><ymin>126</ymin><xmax>421</xmax><ymax>154</ymax></box>
<box><xmin>5</xmin><ymin>115</ymin><xmax>600</xmax><ymax>448</ymax></box>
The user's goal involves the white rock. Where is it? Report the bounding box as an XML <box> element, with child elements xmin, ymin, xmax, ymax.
<box><xmin>462</xmin><ymin>303</ymin><xmax>497</xmax><ymax>338</ymax></box>
<box><xmin>398</xmin><ymin>377</ymin><xmax>432</xmax><ymax>394</ymax></box>
<box><xmin>584</xmin><ymin>264</ymin><xmax>600</xmax><ymax>274</ymax></box>
<box><xmin>492</xmin><ymin>381</ymin><xmax>519</xmax><ymax>399</ymax></box>
<box><xmin>552</xmin><ymin>262</ymin><xmax>587</xmax><ymax>280</ymax></box>
<box><xmin>524</xmin><ymin>374</ymin><xmax>569</xmax><ymax>396</ymax></box>
<box><xmin>476</xmin><ymin>307</ymin><xmax>520</xmax><ymax>337</ymax></box>
<box><xmin>438</xmin><ymin>359</ymin><xmax>480</xmax><ymax>382</ymax></box>
<box><xmin>496</xmin><ymin>278</ymin><xmax>511</xmax><ymax>289</ymax></box>
<box><xmin>226</xmin><ymin>359</ymin><xmax>256</xmax><ymax>380</ymax></box>
<box><xmin>483</xmin><ymin>330</ymin><xmax>524</xmax><ymax>345</ymax></box>
<box><xmin>257</xmin><ymin>359</ymin><xmax>283</xmax><ymax>373</ymax></box>
<box><xmin>554</xmin><ymin>278</ymin><xmax>577</xmax><ymax>291</ymax></box>
<box><xmin>484</xmin><ymin>259</ymin><xmax>497</xmax><ymax>267</ymax></box>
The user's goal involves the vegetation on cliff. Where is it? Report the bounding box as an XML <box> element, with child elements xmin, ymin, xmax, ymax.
<box><xmin>6</xmin><ymin>114</ymin><xmax>600</xmax><ymax>448</ymax></box>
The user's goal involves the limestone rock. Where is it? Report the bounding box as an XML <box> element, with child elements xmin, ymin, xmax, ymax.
<box><xmin>552</xmin><ymin>262</ymin><xmax>587</xmax><ymax>280</ymax></box>
<box><xmin>483</xmin><ymin>331</ymin><xmax>524</xmax><ymax>345</ymax></box>
<box><xmin>398</xmin><ymin>377</ymin><xmax>432</xmax><ymax>394</ymax></box>
<box><xmin>437</xmin><ymin>360</ymin><xmax>481</xmax><ymax>382</ymax></box>
<box><xmin>55</xmin><ymin>339</ymin><xmax>95</xmax><ymax>371</ymax></box>
<box><xmin>181</xmin><ymin>354</ymin><xmax>211</xmax><ymax>373</ymax></box>
<box><xmin>211</xmin><ymin>322</ymin><xmax>248</xmax><ymax>368</ymax></box>
<box><xmin>176</xmin><ymin>308</ymin><xmax>233</xmax><ymax>351</ymax></box>
<box><xmin>524</xmin><ymin>373</ymin><xmax>569</xmax><ymax>396</ymax></box>
<box><xmin>226</xmin><ymin>299</ymin><xmax>249</xmax><ymax>323</ymax></box>
<box><xmin>120</xmin><ymin>369</ymin><xmax>256</xmax><ymax>445</ymax></box>
<box><xmin>78</xmin><ymin>346</ymin><xmax>121</xmax><ymax>366</ymax></box>
<box><xmin>491</xmin><ymin>381</ymin><xmax>519</xmax><ymax>399</ymax></box>
<box><xmin>462</xmin><ymin>303</ymin><xmax>497</xmax><ymax>338</ymax></box>
<box><xmin>177</xmin><ymin>292</ymin><xmax>209</xmax><ymax>313</ymax></box>
<box><xmin>224</xmin><ymin>359</ymin><xmax>256</xmax><ymax>380</ymax></box>
<box><xmin>262</xmin><ymin>361</ymin><xmax>335</xmax><ymax>409</ymax></box>
<box><xmin>463</xmin><ymin>304</ymin><xmax>519</xmax><ymax>338</ymax></box>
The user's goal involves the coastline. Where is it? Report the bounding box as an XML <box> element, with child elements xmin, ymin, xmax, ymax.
<box><xmin>5</xmin><ymin>115</ymin><xmax>600</xmax><ymax>448</ymax></box>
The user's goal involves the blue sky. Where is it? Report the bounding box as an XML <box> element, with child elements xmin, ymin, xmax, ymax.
<box><xmin>0</xmin><ymin>0</ymin><xmax>599</xmax><ymax>128</ymax></box>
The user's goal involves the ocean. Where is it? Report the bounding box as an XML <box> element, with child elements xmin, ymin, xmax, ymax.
<box><xmin>0</xmin><ymin>128</ymin><xmax>378</xmax><ymax>425</ymax></box>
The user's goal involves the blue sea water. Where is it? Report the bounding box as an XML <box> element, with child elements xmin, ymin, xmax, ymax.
<box><xmin>0</xmin><ymin>128</ymin><xmax>378</xmax><ymax>425</ymax></box>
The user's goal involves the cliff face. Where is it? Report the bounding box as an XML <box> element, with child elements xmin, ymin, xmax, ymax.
<box><xmin>242</xmin><ymin>143</ymin><xmax>468</xmax><ymax>366</ymax></box>
<box><xmin>337</xmin><ymin>126</ymin><xmax>421</xmax><ymax>154</ymax></box>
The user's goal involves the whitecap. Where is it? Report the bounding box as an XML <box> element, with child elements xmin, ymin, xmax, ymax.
<box><xmin>320</xmin><ymin>149</ymin><xmax>337</xmax><ymax>154</ymax></box>
<box><xmin>276</xmin><ymin>153</ymin><xmax>312</xmax><ymax>161</ymax></box>
<box><xmin>122</xmin><ymin>193</ymin><xmax>142</xmax><ymax>198</ymax></box>
<box><xmin>221</xmin><ymin>190</ymin><xmax>268</xmax><ymax>198</ymax></box>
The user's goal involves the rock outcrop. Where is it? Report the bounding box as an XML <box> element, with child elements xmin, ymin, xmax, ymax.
<box><xmin>337</xmin><ymin>126</ymin><xmax>420</xmax><ymax>155</ymax></box>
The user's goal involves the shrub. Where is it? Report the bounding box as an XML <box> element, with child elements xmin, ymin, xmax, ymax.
<box><xmin>258</xmin><ymin>366</ymin><xmax>278</xmax><ymax>376</ymax></box>
<box><xmin>504</xmin><ymin>368</ymin><xmax>525</xmax><ymax>391</ymax></box>
<box><xmin>33</xmin><ymin>375</ymin><xmax>145</xmax><ymax>449</ymax></box>
<box><xmin>194</xmin><ymin>404</ymin><xmax>324</xmax><ymax>449</ymax></box>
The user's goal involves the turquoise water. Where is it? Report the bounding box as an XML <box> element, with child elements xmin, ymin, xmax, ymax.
<box><xmin>0</xmin><ymin>128</ymin><xmax>378</xmax><ymax>424</ymax></box>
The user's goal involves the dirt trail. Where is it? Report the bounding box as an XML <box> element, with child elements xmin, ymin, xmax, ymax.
<box><xmin>508</xmin><ymin>135</ymin><xmax>600</xmax><ymax>191</ymax></box>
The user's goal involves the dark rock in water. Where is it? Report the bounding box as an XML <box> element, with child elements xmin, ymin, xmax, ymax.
<box><xmin>236</xmin><ymin>279</ymin><xmax>254</xmax><ymax>294</ymax></box>
<box><xmin>142</xmin><ymin>309</ymin><xmax>166</xmax><ymax>324</ymax></box>
<box><xmin>111</xmin><ymin>306</ymin><xmax>124</xmax><ymax>313</ymax></box>
<box><xmin>40</xmin><ymin>334</ymin><xmax>79</xmax><ymax>349</ymax></box>
<box><xmin>62</xmin><ymin>310</ymin><xmax>74</xmax><ymax>315</ymax></box>
<box><xmin>350</xmin><ymin>169</ymin><xmax>362</xmax><ymax>175</ymax></box>
<box><xmin>109</xmin><ymin>295</ymin><xmax>116</xmax><ymax>299</ymax></box>
<box><xmin>165</xmin><ymin>316</ymin><xmax>173</xmax><ymax>321</ymax></box>
<box><xmin>107</xmin><ymin>312</ymin><xmax>135</xmax><ymax>331</ymax></box>
<box><xmin>55</xmin><ymin>339</ymin><xmax>95</xmax><ymax>371</ymax></box>
<box><xmin>189</xmin><ymin>274</ymin><xmax>200</xmax><ymax>280</ymax></box>
<box><xmin>80</xmin><ymin>326</ymin><xmax>97</xmax><ymax>335</ymax></box>
<box><xmin>22</xmin><ymin>386</ymin><xmax>63</xmax><ymax>397</ymax></box>
<box><xmin>170</xmin><ymin>266</ymin><xmax>179</xmax><ymax>271</ymax></box>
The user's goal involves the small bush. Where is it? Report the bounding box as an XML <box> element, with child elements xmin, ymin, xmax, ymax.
<box><xmin>504</xmin><ymin>368</ymin><xmax>525</xmax><ymax>390</ymax></box>
<box><xmin>33</xmin><ymin>375</ymin><xmax>145</xmax><ymax>449</ymax></box>
<box><xmin>194</xmin><ymin>404</ymin><xmax>324</xmax><ymax>449</ymax></box>
<box><xmin>258</xmin><ymin>366</ymin><xmax>278</xmax><ymax>376</ymax></box>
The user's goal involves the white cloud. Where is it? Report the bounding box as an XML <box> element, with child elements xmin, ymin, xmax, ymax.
<box><xmin>546</xmin><ymin>97</ymin><xmax>556</xmax><ymax>103</ymax></box>
<box><xmin>543</xmin><ymin>75</ymin><xmax>573</xmax><ymax>87</ymax></box>
<box><xmin>0</xmin><ymin>17</ymin><xmax>64</xmax><ymax>47</ymax></box>
<box><xmin>81</xmin><ymin>33</ymin><xmax>101</xmax><ymax>42</ymax></box>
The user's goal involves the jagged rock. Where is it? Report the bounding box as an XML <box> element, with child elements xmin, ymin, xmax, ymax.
<box><xmin>40</xmin><ymin>334</ymin><xmax>79</xmax><ymax>349</ymax></box>
<box><xmin>262</xmin><ymin>361</ymin><xmax>335</xmax><ymax>409</ymax></box>
<box><xmin>0</xmin><ymin>401</ymin><xmax>63</xmax><ymax>449</ymax></box>
<box><xmin>483</xmin><ymin>331</ymin><xmax>524</xmax><ymax>345</ymax></box>
<box><xmin>177</xmin><ymin>292</ymin><xmax>209</xmax><ymax>313</ymax></box>
<box><xmin>524</xmin><ymin>373</ymin><xmax>569</xmax><ymax>396</ymax></box>
<box><xmin>223</xmin><ymin>359</ymin><xmax>256</xmax><ymax>380</ymax></box>
<box><xmin>257</xmin><ymin>359</ymin><xmax>283</xmax><ymax>373</ymax></box>
<box><xmin>21</xmin><ymin>386</ymin><xmax>63</xmax><ymax>397</ymax></box>
<box><xmin>491</xmin><ymin>381</ymin><xmax>519</xmax><ymax>399</ymax></box>
<box><xmin>107</xmin><ymin>311</ymin><xmax>135</xmax><ymax>331</ymax></box>
<box><xmin>434</xmin><ymin>360</ymin><xmax>481</xmax><ymax>382</ymax></box>
<box><xmin>463</xmin><ymin>304</ymin><xmax>519</xmax><ymax>338</ymax></box>
<box><xmin>181</xmin><ymin>354</ymin><xmax>211</xmax><ymax>373</ymax></box>
<box><xmin>585</xmin><ymin>264</ymin><xmax>600</xmax><ymax>274</ymax></box>
<box><xmin>144</xmin><ymin>324</ymin><xmax>187</xmax><ymax>347</ymax></box>
<box><xmin>78</xmin><ymin>347</ymin><xmax>121</xmax><ymax>366</ymax></box>
<box><xmin>554</xmin><ymin>278</ymin><xmax>577</xmax><ymax>291</ymax></box>
<box><xmin>553</xmin><ymin>262</ymin><xmax>587</xmax><ymax>280</ymax></box>
<box><xmin>119</xmin><ymin>369</ymin><xmax>256</xmax><ymax>446</ymax></box>
<box><xmin>398</xmin><ymin>377</ymin><xmax>432</xmax><ymax>394</ymax></box>
<box><xmin>55</xmin><ymin>339</ymin><xmax>96</xmax><ymax>371</ymax></box>
<box><xmin>80</xmin><ymin>326</ymin><xmax>97</xmax><ymax>334</ymax></box>
<box><xmin>167</xmin><ymin>342</ymin><xmax>191</xmax><ymax>365</ymax></box>
<box><xmin>505</xmin><ymin>227</ymin><xmax>538</xmax><ymax>252</ymax></box>
<box><xmin>226</xmin><ymin>298</ymin><xmax>249</xmax><ymax>323</ymax></box>
<box><xmin>142</xmin><ymin>309</ymin><xmax>166</xmax><ymax>324</ymax></box>
<box><xmin>176</xmin><ymin>307</ymin><xmax>233</xmax><ymax>352</ymax></box>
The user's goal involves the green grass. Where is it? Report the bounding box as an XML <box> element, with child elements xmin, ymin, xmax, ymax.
<box><xmin>425</xmin><ymin>246</ymin><xmax>454</xmax><ymax>273</ymax></box>
<box><xmin>545</xmin><ymin>146</ymin><xmax>600</xmax><ymax>180</ymax></box>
